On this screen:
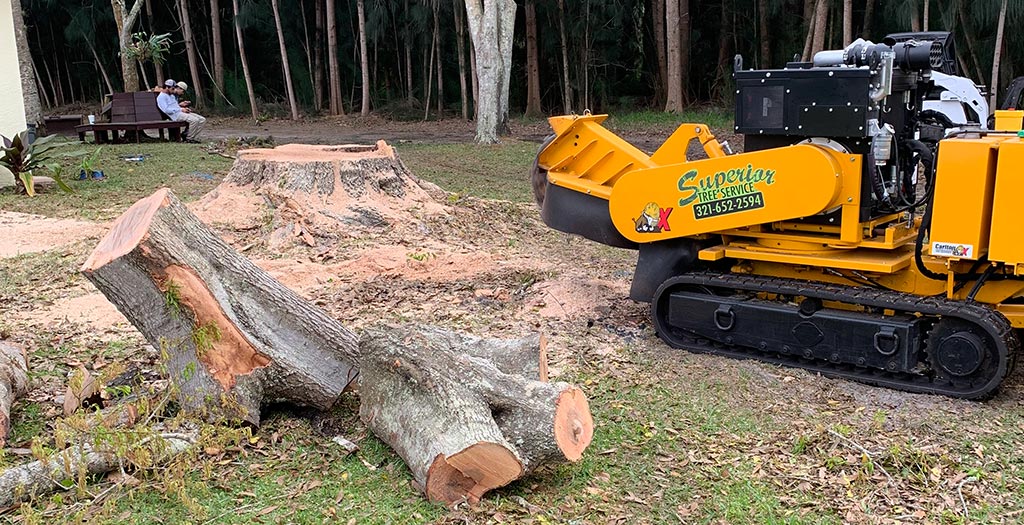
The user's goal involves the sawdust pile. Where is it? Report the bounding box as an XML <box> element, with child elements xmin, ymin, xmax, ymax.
<box><xmin>191</xmin><ymin>141</ymin><xmax>449</xmax><ymax>250</ymax></box>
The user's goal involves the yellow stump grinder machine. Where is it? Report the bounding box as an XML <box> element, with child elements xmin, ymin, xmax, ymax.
<box><xmin>532</xmin><ymin>32</ymin><xmax>1024</xmax><ymax>399</ymax></box>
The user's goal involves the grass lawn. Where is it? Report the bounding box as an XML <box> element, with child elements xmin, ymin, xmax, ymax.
<box><xmin>2</xmin><ymin>117</ymin><xmax>1024</xmax><ymax>524</ymax></box>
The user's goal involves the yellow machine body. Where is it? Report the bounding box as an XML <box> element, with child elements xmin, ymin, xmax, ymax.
<box><xmin>537</xmin><ymin>114</ymin><xmax>1024</xmax><ymax>328</ymax></box>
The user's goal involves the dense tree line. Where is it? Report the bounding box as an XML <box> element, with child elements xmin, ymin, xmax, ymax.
<box><xmin>17</xmin><ymin>0</ymin><xmax>1024</xmax><ymax>121</ymax></box>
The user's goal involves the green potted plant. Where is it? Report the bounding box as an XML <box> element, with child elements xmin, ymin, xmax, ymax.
<box><xmin>0</xmin><ymin>131</ymin><xmax>74</xmax><ymax>196</ymax></box>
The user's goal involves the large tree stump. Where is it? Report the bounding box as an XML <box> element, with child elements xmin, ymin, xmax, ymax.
<box><xmin>358</xmin><ymin>326</ymin><xmax>593</xmax><ymax>506</ymax></box>
<box><xmin>81</xmin><ymin>189</ymin><xmax>359</xmax><ymax>426</ymax></box>
<box><xmin>192</xmin><ymin>141</ymin><xmax>447</xmax><ymax>247</ymax></box>
<box><xmin>0</xmin><ymin>341</ymin><xmax>28</xmax><ymax>448</ymax></box>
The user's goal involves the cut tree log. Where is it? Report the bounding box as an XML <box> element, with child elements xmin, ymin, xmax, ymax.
<box><xmin>81</xmin><ymin>189</ymin><xmax>359</xmax><ymax>426</ymax></box>
<box><xmin>0</xmin><ymin>431</ymin><xmax>194</xmax><ymax>507</ymax></box>
<box><xmin>0</xmin><ymin>341</ymin><xmax>28</xmax><ymax>448</ymax></box>
<box><xmin>358</xmin><ymin>325</ymin><xmax>593</xmax><ymax>506</ymax></box>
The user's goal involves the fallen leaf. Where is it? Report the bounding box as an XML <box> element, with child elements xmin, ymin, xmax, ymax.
<box><xmin>63</xmin><ymin>365</ymin><xmax>98</xmax><ymax>416</ymax></box>
<box><xmin>255</xmin><ymin>505</ymin><xmax>278</xmax><ymax>516</ymax></box>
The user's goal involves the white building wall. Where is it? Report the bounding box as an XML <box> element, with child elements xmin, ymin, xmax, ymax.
<box><xmin>0</xmin><ymin>0</ymin><xmax>27</xmax><ymax>140</ymax></box>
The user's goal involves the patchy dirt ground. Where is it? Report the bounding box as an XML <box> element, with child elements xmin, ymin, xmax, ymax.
<box><xmin>1</xmin><ymin>124</ymin><xmax>1022</xmax><ymax>523</ymax></box>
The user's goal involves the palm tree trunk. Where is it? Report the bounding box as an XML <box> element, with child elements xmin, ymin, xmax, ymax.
<box><xmin>679</xmin><ymin>0</ymin><xmax>690</xmax><ymax>105</ymax></box>
<box><xmin>357</xmin><ymin>0</ymin><xmax>370</xmax><ymax>116</ymax></box>
<box><xmin>910</xmin><ymin>1</ymin><xmax>921</xmax><ymax>32</ymax></box>
<box><xmin>956</xmin><ymin>0</ymin><xmax>986</xmax><ymax>83</ymax></box>
<box><xmin>922</xmin><ymin>0</ymin><xmax>929</xmax><ymax>31</ymax></box>
<box><xmin>469</xmin><ymin>32</ymin><xmax>479</xmax><ymax>119</ymax></box>
<box><xmin>405</xmin><ymin>0</ymin><xmax>414</xmax><ymax>105</ymax></box>
<box><xmin>271</xmin><ymin>0</ymin><xmax>300</xmax><ymax>120</ymax></box>
<box><xmin>87</xmin><ymin>40</ymin><xmax>115</xmax><ymax>96</ymax></box>
<box><xmin>424</xmin><ymin>28</ymin><xmax>436</xmax><ymax>121</ymax></box>
<box><xmin>990</xmin><ymin>0</ymin><xmax>1008</xmax><ymax>108</ymax></box>
<box><xmin>177</xmin><ymin>0</ymin><xmax>205</xmax><ymax>108</ymax></box>
<box><xmin>232</xmin><ymin>0</ymin><xmax>259</xmax><ymax>120</ymax></box>
<box><xmin>29</xmin><ymin>55</ymin><xmax>53</xmax><ymax>110</ymax></box>
<box><xmin>326</xmin><ymin>0</ymin><xmax>344</xmax><ymax>115</ymax></box>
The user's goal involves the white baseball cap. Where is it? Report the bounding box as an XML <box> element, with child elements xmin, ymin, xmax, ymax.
<box><xmin>164</xmin><ymin>79</ymin><xmax>176</xmax><ymax>87</ymax></box>
<box><xmin>176</xmin><ymin>82</ymin><xmax>189</xmax><ymax>91</ymax></box>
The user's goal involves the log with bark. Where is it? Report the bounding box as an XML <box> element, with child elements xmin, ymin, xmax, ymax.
<box><xmin>0</xmin><ymin>341</ymin><xmax>28</xmax><ymax>448</ymax></box>
<box><xmin>81</xmin><ymin>189</ymin><xmax>358</xmax><ymax>426</ymax></box>
<box><xmin>358</xmin><ymin>326</ymin><xmax>593</xmax><ymax>506</ymax></box>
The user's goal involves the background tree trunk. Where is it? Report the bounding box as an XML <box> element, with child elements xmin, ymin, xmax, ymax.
<box><xmin>652</xmin><ymin>0</ymin><xmax>667</xmax><ymax>106</ymax></box>
<box><xmin>11</xmin><ymin>0</ymin><xmax>41</xmax><ymax>127</ymax></box>
<box><xmin>177</xmin><ymin>0</ymin><xmax>206</xmax><ymax>108</ymax></box>
<box><xmin>111</xmin><ymin>0</ymin><xmax>145</xmax><ymax>92</ymax></box>
<box><xmin>524</xmin><ymin>0</ymin><xmax>542</xmax><ymax>117</ymax></box>
<box><xmin>922</xmin><ymin>0</ymin><xmax>929</xmax><ymax>32</ymax></box>
<box><xmin>272</xmin><ymin>0</ymin><xmax>301</xmax><ymax>120</ymax></box>
<box><xmin>557</xmin><ymin>0</ymin><xmax>572</xmax><ymax>113</ymax></box>
<box><xmin>434</xmin><ymin>2</ymin><xmax>444</xmax><ymax>115</ymax></box>
<box><xmin>454</xmin><ymin>0</ymin><xmax>469</xmax><ymax>119</ymax></box>
<box><xmin>232</xmin><ymin>0</ymin><xmax>259</xmax><ymax>120</ymax></box>
<box><xmin>842</xmin><ymin>0</ymin><xmax>852</xmax><ymax>45</ymax></box>
<box><xmin>910</xmin><ymin>1</ymin><xmax>921</xmax><ymax>32</ymax></box>
<box><xmin>862</xmin><ymin>0</ymin><xmax>874</xmax><ymax>38</ymax></box>
<box><xmin>314</xmin><ymin>0</ymin><xmax>325</xmax><ymax>112</ymax></box>
<box><xmin>664</xmin><ymin>0</ymin><xmax>683</xmax><ymax>112</ymax></box>
<box><xmin>211</xmin><ymin>0</ymin><xmax>225</xmax><ymax>102</ymax></box>
<box><xmin>758</xmin><ymin>0</ymin><xmax>770</xmax><ymax>68</ymax></box>
<box><xmin>991</xmin><ymin>0</ymin><xmax>1008</xmax><ymax>108</ymax></box>
<box><xmin>327</xmin><ymin>0</ymin><xmax>344</xmax><ymax>115</ymax></box>
<box><xmin>464</xmin><ymin>0</ymin><xmax>517</xmax><ymax>143</ymax></box>
<box><xmin>679</xmin><ymin>0</ymin><xmax>689</xmax><ymax>104</ymax></box>
<box><xmin>357</xmin><ymin>0</ymin><xmax>370</xmax><ymax>116</ymax></box>
<box><xmin>810</xmin><ymin>0</ymin><xmax>829</xmax><ymax>58</ymax></box>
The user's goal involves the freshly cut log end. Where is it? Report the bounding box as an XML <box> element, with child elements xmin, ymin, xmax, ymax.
<box><xmin>82</xmin><ymin>188</ymin><xmax>359</xmax><ymax>426</ymax></box>
<box><xmin>426</xmin><ymin>443</ymin><xmax>523</xmax><ymax>505</ymax></box>
<box><xmin>358</xmin><ymin>325</ymin><xmax>594</xmax><ymax>506</ymax></box>
<box><xmin>554</xmin><ymin>387</ymin><xmax>593</xmax><ymax>462</ymax></box>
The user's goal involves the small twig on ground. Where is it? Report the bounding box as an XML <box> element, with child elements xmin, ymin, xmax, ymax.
<box><xmin>827</xmin><ymin>428</ymin><xmax>894</xmax><ymax>485</ymax></box>
<box><xmin>200</xmin><ymin>493</ymin><xmax>291</xmax><ymax>525</ymax></box>
<box><xmin>957</xmin><ymin>476</ymin><xmax>978</xmax><ymax>518</ymax></box>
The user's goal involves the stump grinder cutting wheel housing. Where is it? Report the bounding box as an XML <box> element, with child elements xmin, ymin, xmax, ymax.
<box><xmin>532</xmin><ymin>32</ymin><xmax>1024</xmax><ymax>399</ymax></box>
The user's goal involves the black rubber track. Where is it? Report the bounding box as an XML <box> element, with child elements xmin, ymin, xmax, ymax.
<box><xmin>652</xmin><ymin>272</ymin><xmax>1020</xmax><ymax>400</ymax></box>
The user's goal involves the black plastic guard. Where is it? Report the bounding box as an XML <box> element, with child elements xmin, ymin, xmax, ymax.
<box><xmin>540</xmin><ymin>182</ymin><xmax>638</xmax><ymax>250</ymax></box>
<box><xmin>629</xmin><ymin>238</ymin><xmax>699</xmax><ymax>302</ymax></box>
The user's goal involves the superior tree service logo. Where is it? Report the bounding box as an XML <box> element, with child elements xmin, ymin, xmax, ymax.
<box><xmin>677</xmin><ymin>164</ymin><xmax>776</xmax><ymax>219</ymax></box>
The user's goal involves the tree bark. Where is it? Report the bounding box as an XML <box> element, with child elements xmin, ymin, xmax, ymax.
<box><xmin>991</xmin><ymin>0</ymin><xmax>1008</xmax><ymax>108</ymax></box>
<box><xmin>679</xmin><ymin>0</ymin><xmax>689</xmax><ymax>105</ymax></box>
<box><xmin>757</xmin><ymin>0</ymin><xmax>770</xmax><ymax>68</ymax></box>
<box><xmin>272</xmin><ymin>0</ymin><xmax>301</xmax><ymax>120</ymax></box>
<box><xmin>81</xmin><ymin>189</ymin><xmax>359</xmax><ymax>426</ymax></box>
<box><xmin>357</xmin><ymin>0</ymin><xmax>370</xmax><ymax>116</ymax></box>
<box><xmin>0</xmin><ymin>342</ymin><xmax>28</xmax><ymax>448</ymax></box>
<box><xmin>434</xmin><ymin>2</ymin><xmax>444</xmax><ymax>115</ymax></box>
<box><xmin>0</xmin><ymin>431</ymin><xmax>194</xmax><ymax>507</ymax></box>
<box><xmin>651</xmin><ymin>0</ymin><xmax>667</xmax><ymax>106</ymax></box>
<box><xmin>10</xmin><ymin>0</ymin><xmax>41</xmax><ymax>126</ymax></box>
<box><xmin>524</xmin><ymin>0</ymin><xmax>542</xmax><ymax>117</ymax></box>
<box><xmin>714</xmin><ymin>0</ymin><xmax>732</xmax><ymax>101</ymax></box>
<box><xmin>86</xmin><ymin>40</ymin><xmax>115</xmax><ymax>97</ymax></box>
<box><xmin>810</xmin><ymin>0</ymin><xmax>829</xmax><ymax>58</ymax></box>
<box><xmin>464</xmin><ymin>0</ymin><xmax>516</xmax><ymax>143</ymax></box>
<box><xmin>556</xmin><ymin>0</ymin><xmax>571</xmax><ymax>113</ymax></box>
<box><xmin>211</xmin><ymin>0</ymin><xmax>225</xmax><ymax>101</ymax></box>
<box><xmin>404</xmin><ymin>0</ymin><xmax>414</xmax><ymax>105</ymax></box>
<box><xmin>327</xmin><ymin>0</ymin><xmax>344</xmax><ymax>115</ymax></box>
<box><xmin>910</xmin><ymin>1</ymin><xmax>921</xmax><ymax>32</ymax></box>
<box><xmin>454</xmin><ymin>0</ymin><xmax>469</xmax><ymax>119</ymax></box>
<box><xmin>177</xmin><ymin>0</ymin><xmax>205</xmax><ymax>108</ymax></box>
<box><xmin>842</xmin><ymin>0</ymin><xmax>852</xmax><ymax>45</ymax></box>
<box><xmin>358</xmin><ymin>325</ymin><xmax>592</xmax><ymax>506</ymax></box>
<box><xmin>664</xmin><ymin>0</ymin><xmax>683</xmax><ymax>112</ymax></box>
<box><xmin>314</xmin><ymin>0</ymin><xmax>325</xmax><ymax>112</ymax></box>
<box><xmin>922</xmin><ymin>0</ymin><xmax>929</xmax><ymax>32</ymax></box>
<box><xmin>862</xmin><ymin>0</ymin><xmax>874</xmax><ymax>38</ymax></box>
<box><xmin>232</xmin><ymin>0</ymin><xmax>260</xmax><ymax>120</ymax></box>
<box><xmin>956</xmin><ymin>0</ymin><xmax>986</xmax><ymax>83</ymax></box>
<box><xmin>111</xmin><ymin>0</ymin><xmax>145</xmax><ymax>92</ymax></box>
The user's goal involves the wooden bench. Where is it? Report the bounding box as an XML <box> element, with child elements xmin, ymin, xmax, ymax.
<box><xmin>76</xmin><ymin>92</ymin><xmax>187</xmax><ymax>144</ymax></box>
<box><xmin>44</xmin><ymin>115</ymin><xmax>83</xmax><ymax>137</ymax></box>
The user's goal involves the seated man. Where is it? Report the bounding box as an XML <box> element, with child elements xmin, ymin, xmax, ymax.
<box><xmin>156</xmin><ymin>79</ymin><xmax>206</xmax><ymax>143</ymax></box>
